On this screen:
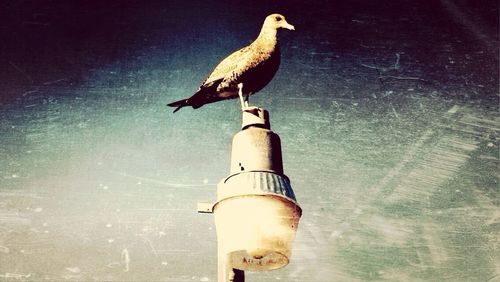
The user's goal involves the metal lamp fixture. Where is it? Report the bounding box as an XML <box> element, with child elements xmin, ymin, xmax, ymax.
<box><xmin>199</xmin><ymin>107</ymin><xmax>302</xmax><ymax>282</ymax></box>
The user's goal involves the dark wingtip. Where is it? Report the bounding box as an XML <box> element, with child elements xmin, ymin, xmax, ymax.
<box><xmin>167</xmin><ymin>98</ymin><xmax>189</xmax><ymax>113</ymax></box>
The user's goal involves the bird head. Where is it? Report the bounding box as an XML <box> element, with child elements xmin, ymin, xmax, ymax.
<box><xmin>264</xmin><ymin>14</ymin><xmax>295</xmax><ymax>31</ymax></box>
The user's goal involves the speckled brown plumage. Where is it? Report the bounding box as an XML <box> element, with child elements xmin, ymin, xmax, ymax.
<box><xmin>167</xmin><ymin>14</ymin><xmax>294</xmax><ymax>113</ymax></box>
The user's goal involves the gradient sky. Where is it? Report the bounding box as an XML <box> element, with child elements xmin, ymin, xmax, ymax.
<box><xmin>0</xmin><ymin>1</ymin><xmax>498</xmax><ymax>281</ymax></box>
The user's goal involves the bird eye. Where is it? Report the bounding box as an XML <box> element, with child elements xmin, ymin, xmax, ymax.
<box><xmin>275</xmin><ymin>16</ymin><xmax>282</xmax><ymax>21</ymax></box>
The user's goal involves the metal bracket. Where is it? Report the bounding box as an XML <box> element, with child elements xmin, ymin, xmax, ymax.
<box><xmin>197</xmin><ymin>202</ymin><xmax>214</xmax><ymax>213</ymax></box>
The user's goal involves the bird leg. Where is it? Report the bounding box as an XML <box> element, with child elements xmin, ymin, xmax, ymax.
<box><xmin>244</xmin><ymin>94</ymin><xmax>249</xmax><ymax>108</ymax></box>
<box><xmin>237</xmin><ymin>83</ymin><xmax>249</xmax><ymax>110</ymax></box>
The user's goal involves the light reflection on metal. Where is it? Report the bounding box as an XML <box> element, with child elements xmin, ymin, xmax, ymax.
<box><xmin>198</xmin><ymin>107</ymin><xmax>302</xmax><ymax>282</ymax></box>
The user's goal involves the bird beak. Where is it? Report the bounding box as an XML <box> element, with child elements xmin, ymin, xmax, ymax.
<box><xmin>282</xmin><ymin>21</ymin><xmax>295</xmax><ymax>31</ymax></box>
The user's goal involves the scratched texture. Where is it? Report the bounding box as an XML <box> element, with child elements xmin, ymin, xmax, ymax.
<box><xmin>0</xmin><ymin>0</ymin><xmax>498</xmax><ymax>281</ymax></box>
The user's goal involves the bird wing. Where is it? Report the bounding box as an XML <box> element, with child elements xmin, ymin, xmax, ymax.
<box><xmin>199</xmin><ymin>41</ymin><xmax>275</xmax><ymax>94</ymax></box>
<box><xmin>202</xmin><ymin>45</ymin><xmax>252</xmax><ymax>86</ymax></box>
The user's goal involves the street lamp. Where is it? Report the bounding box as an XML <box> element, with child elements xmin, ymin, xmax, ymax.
<box><xmin>198</xmin><ymin>107</ymin><xmax>302</xmax><ymax>282</ymax></box>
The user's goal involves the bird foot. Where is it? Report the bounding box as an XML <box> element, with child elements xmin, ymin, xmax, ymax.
<box><xmin>242</xmin><ymin>106</ymin><xmax>259</xmax><ymax>113</ymax></box>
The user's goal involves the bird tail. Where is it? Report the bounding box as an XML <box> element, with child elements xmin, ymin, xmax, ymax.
<box><xmin>166</xmin><ymin>98</ymin><xmax>189</xmax><ymax>113</ymax></box>
<box><xmin>166</xmin><ymin>80</ymin><xmax>222</xmax><ymax>113</ymax></box>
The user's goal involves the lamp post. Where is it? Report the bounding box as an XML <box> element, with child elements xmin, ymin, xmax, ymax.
<box><xmin>198</xmin><ymin>107</ymin><xmax>301</xmax><ymax>282</ymax></box>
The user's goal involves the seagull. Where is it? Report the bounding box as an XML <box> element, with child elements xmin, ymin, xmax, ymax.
<box><xmin>167</xmin><ymin>13</ymin><xmax>294</xmax><ymax>113</ymax></box>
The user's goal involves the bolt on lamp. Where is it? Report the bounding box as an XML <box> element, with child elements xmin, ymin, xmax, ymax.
<box><xmin>198</xmin><ymin>107</ymin><xmax>302</xmax><ymax>282</ymax></box>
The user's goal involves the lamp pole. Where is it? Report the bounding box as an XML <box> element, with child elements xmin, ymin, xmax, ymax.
<box><xmin>219</xmin><ymin>252</ymin><xmax>244</xmax><ymax>282</ymax></box>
